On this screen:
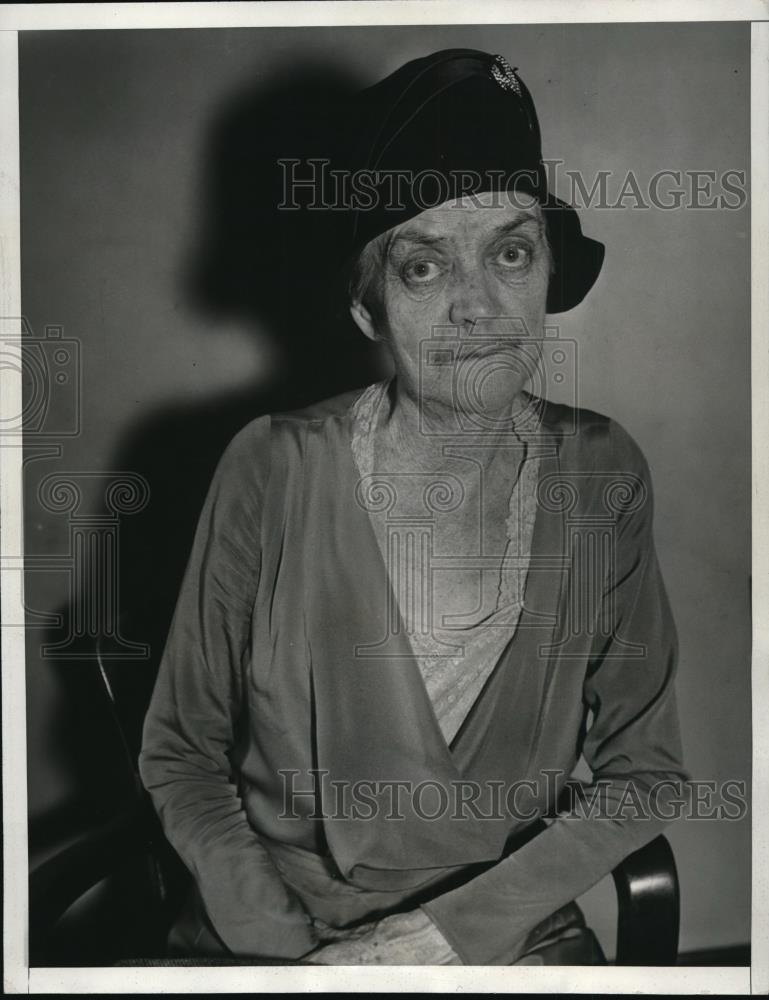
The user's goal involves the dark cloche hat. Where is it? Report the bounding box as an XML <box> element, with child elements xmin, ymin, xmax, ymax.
<box><xmin>334</xmin><ymin>48</ymin><xmax>604</xmax><ymax>313</ymax></box>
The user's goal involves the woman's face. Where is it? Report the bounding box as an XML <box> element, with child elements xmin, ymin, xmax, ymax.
<box><xmin>351</xmin><ymin>189</ymin><xmax>552</xmax><ymax>424</ymax></box>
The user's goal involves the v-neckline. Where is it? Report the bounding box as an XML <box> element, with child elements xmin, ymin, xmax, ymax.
<box><xmin>340</xmin><ymin>381</ymin><xmax>545</xmax><ymax>765</ymax></box>
<box><xmin>296</xmin><ymin>389</ymin><xmax>569</xmax><ymax>881</ymax></box>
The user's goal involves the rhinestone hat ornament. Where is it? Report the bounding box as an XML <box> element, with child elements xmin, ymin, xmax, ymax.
<box><xmin>490</xmin><ymin>54</ymin><xmax>523</xmax><ymax>97</ymax></box>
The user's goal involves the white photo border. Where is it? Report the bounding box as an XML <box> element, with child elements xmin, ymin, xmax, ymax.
<box><xmin>1</xmin><ymin>2</ymin><xmax>766</xmax><ymax>994</ymax></box>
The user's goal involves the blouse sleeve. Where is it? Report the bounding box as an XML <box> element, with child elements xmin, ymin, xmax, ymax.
<box><xmin>137</xmin><ymin>416</ymin><xmax>319</xmax><ymax>959</ymax></box>
<box><xmin>420</xmin><ymin>420</ymin><xmax>691</xmax><ymax>965</ymax></box>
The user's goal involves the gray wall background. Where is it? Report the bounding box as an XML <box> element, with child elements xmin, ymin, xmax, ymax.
<box><xmin>20</xmin><ymin>22</ymin><xmax>750</xmax><ymax>957</ymax></box>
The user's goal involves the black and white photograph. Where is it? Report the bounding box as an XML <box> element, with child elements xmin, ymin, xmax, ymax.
<box><xmin>1</xmin><ymin>2</ymin><xmax>766</xmax><ymax>993</ymax></box>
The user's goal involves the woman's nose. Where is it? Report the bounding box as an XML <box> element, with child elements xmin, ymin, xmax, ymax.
<box><xmin>448</xmin><ymin>267</ymin><xmax>497</xmax><ymax>330</ymax></box>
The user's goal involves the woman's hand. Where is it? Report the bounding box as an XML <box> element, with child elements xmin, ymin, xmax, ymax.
<box><xmin>306</xmin><ymin>909</ymin><xmax>462</xmax><ymax>965</ymax></box>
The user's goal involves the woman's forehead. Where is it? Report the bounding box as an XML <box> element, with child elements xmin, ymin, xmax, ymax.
<box><xmin>390</xmin><ymin>190</ymin><xmax>543</xmax><ymax>244</ymax></box>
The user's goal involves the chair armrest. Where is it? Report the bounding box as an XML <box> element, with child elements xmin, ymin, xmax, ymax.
<box><xmin>29</xmin><ymin>804</ymin><xmax>151</xmax><ymax>933</ymax></box>
<box><xmin>611</xmin><ymin>834</ymin><xmax>680</xmax><ymax>965</ymax></box>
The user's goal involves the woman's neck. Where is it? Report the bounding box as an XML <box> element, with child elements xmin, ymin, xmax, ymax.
<box><xmin>374</xmin><ymin>377</ymin><xmax>527</xmax><ymax>472</ymax></box>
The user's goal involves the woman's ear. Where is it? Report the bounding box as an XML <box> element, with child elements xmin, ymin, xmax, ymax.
<box><xmin>349</xmin><ymin>299</ymin><xmax>379</xmax><ymax>342</ymax></box>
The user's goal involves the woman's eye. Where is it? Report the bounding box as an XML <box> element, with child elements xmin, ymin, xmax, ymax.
<box><xmin>403</xmin><ymin>259</ymin><xmax>442</xmax><ymax>284</ymax></box>
<box><xmin>495</xmin><ymin>243</ymin><xmax>531</xmax><ymax>270</ymax></box>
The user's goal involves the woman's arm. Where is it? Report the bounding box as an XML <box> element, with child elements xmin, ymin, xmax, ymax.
<box><xmin>137</xmin><ymin>417</ymin><xmax>319</xmax><ymax>960</ymax></box>
<box><xmin>415</xmin><ymin>420</ymin><xmax>690</xmax><ymax>964</ymax></box>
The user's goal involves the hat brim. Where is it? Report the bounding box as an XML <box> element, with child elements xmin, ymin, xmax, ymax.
<box><xmin>542</xmin><ymin>194</ymin><xmax>605</xmax><ymax>313</ymax></box>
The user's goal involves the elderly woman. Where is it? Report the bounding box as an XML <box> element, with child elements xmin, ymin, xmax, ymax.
<box><xmin>138</xmin><ymin>49</ymin><xmax>688</xmax><ymax>966</ymax></box>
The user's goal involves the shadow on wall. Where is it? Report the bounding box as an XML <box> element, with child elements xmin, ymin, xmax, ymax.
<box><xmin>33</xmin><ymin>62</ymin><xmax>389</xmax><ymax>849</ymax></box>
